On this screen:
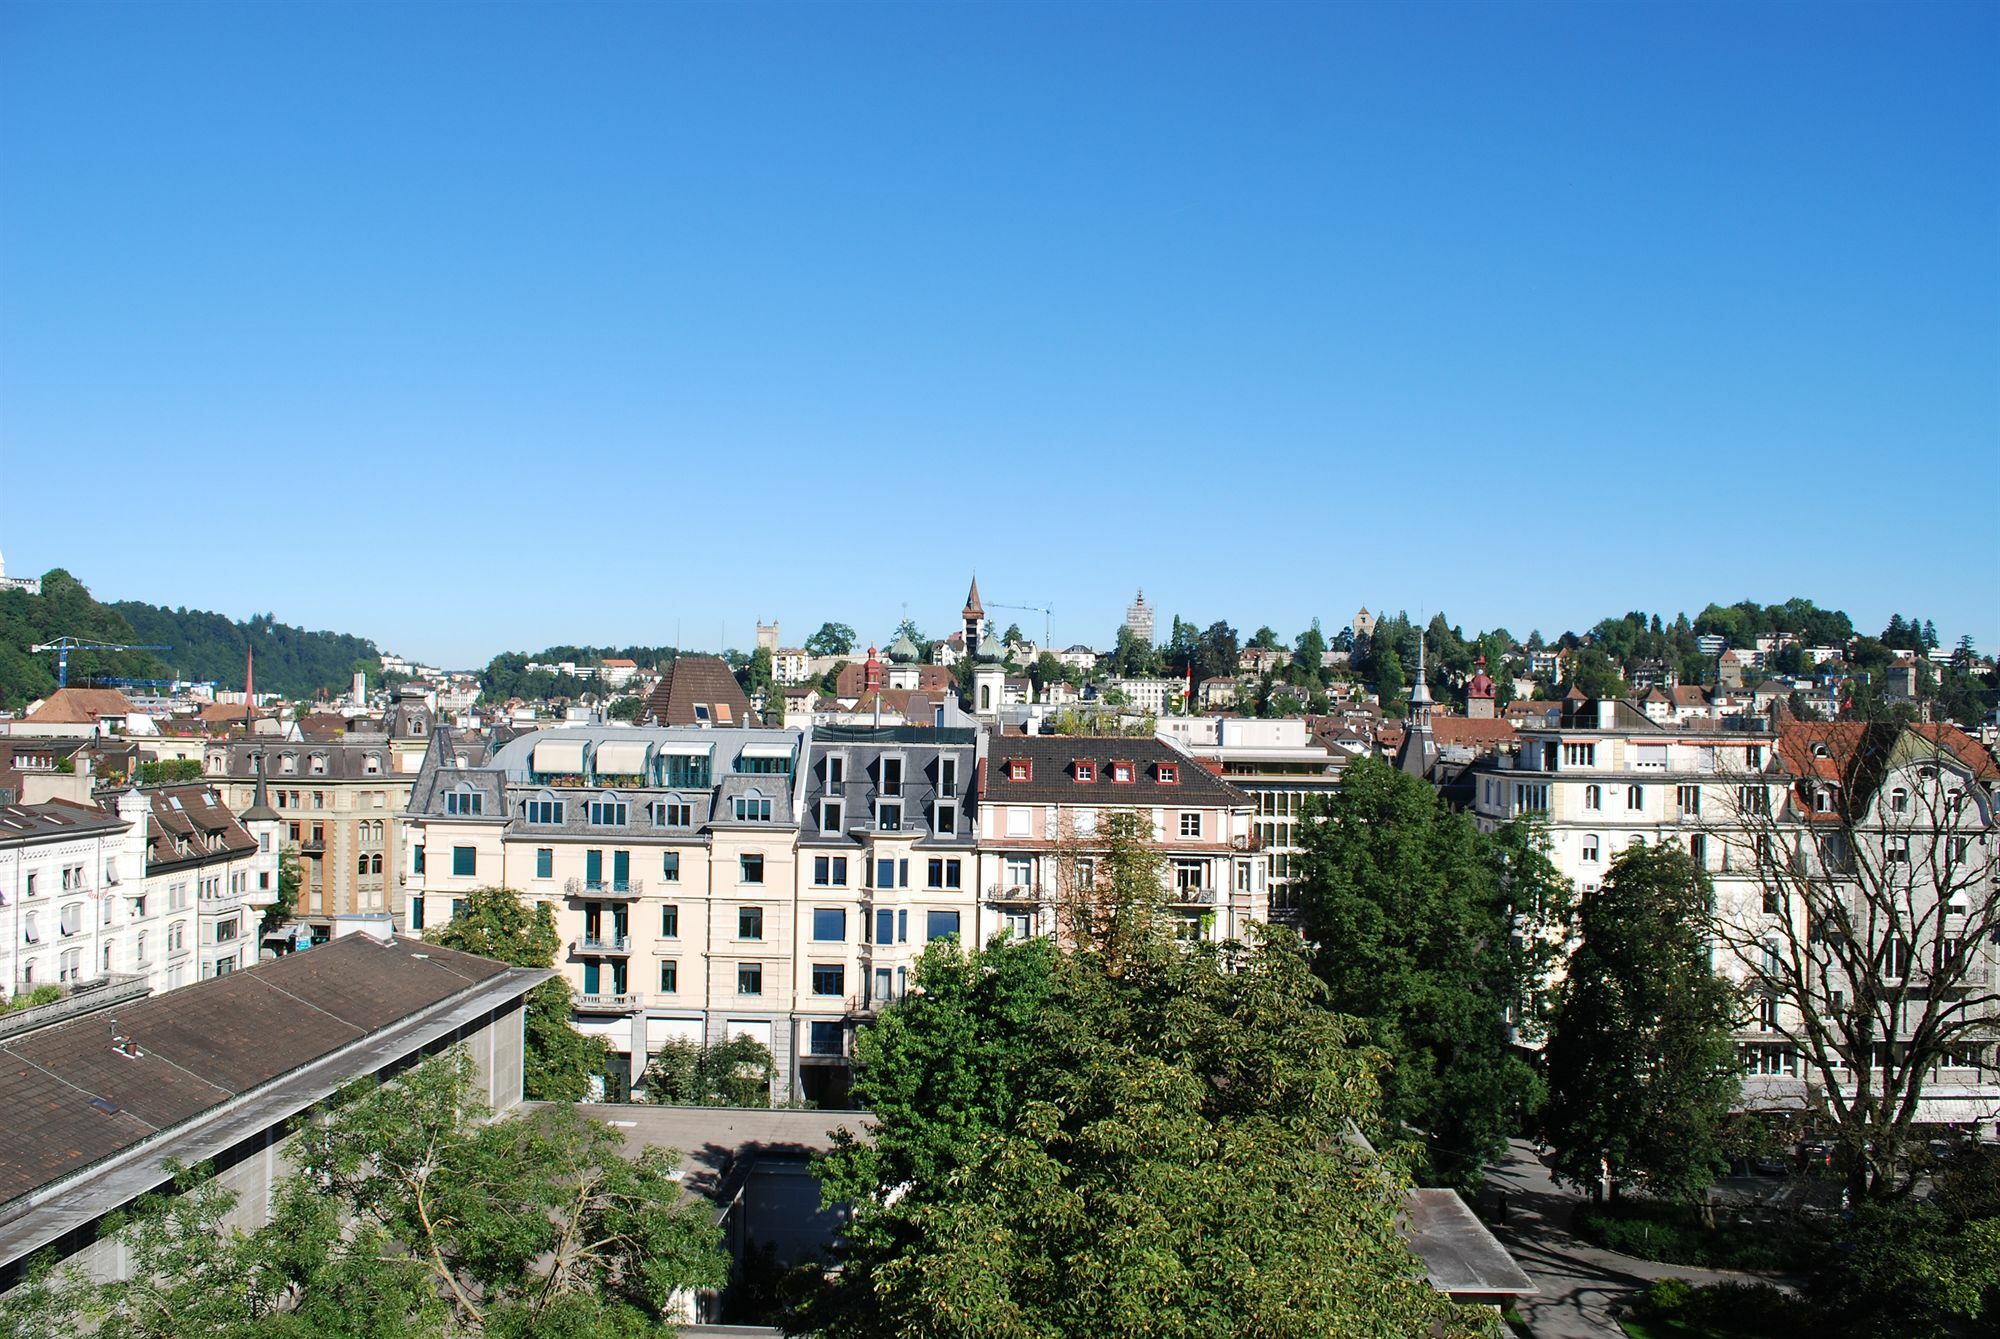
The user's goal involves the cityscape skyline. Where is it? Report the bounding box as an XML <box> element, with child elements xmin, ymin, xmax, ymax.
<box><xmin>4</xmin><ymin>1</ymin><xmax>1995</xmax><ymax>666</ymax></box>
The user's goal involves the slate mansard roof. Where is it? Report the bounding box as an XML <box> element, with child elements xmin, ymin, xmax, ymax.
<box><xmin>797</xmin><ymin>727</ymin><xmax>979</xmax><ymax>847</ymax></box>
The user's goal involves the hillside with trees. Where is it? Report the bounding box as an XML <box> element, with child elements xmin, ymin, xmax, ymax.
<box><xmin>110</xmin><ymin>601</ymin><xmax>382</xmax><ymax>701</ymax></box>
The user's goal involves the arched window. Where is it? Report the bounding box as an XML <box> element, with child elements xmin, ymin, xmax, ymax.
<box><xmin>309</xmin><ymin>754</ymin><xmax>328</xmax><ymax>776</ymax></box>
<box><xmin>1581</xmin><ymin>834</ymin><xmax>1601</xmax><ymax>863</ymax></box>
<box><xmin>1890</xmin><ymin>788</ymin><xmax>1909</xmax><ymax>813</ymax></box>
<box><xmin>1584</xmin><ymin>784</ymin><xmax>1602</xmax><ymax>811</ymax></box>
<box><xmin>734</xmin><ymin>788</ymin><xmax>772</xmax><ymax>822</ymax></box>
<box><xmin>279</xmin><ymin>753</ymin><xmax>297</xmax><ymax>775</ymax></box>
<box><xmin>357</xmin><ymin>854</ymin><xmax>369</xmax><ymax>875</ymax></box>
<box><xmin>1627</xmin><ymin>785</ymin><xmax>1644</xmax><ymax>810</ymax></box>
<box><xmin>371</xmin><ymin>853</ymin><xmax>383</xmax><ymax>874</ymax></box>
<box><xmin>364</xmin><ymin>753</ymin><xmax>382</xmax><ymax>776</ymax></box>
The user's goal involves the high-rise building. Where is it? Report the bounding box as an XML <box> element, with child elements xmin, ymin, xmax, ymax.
<box><xmin>1124</xmin><ymin>589</ymin><xmax>1154</xmax><ymax>645</ymax></box>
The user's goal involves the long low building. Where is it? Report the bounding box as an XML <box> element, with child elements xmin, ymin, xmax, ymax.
<box><xmin>0</xmin><ymin>931</ymin><xmax>547</xmax><ymax>1284</ymax></box>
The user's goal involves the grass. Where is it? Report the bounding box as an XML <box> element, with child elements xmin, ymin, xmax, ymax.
<box><xmin>1573</xmin><ymin>1200</ymin><xmax>1818</xmax><ymax>1271</ymax></box>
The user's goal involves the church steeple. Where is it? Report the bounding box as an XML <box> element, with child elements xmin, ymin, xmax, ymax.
<box><xmin>1397</xmin><ymin>630</ymin><xmax>1437</xmax><ymax>778</ymax></box>
<box><xmin>961</xmin><ymin>576</ymin><xmax>985</xmax><ymax>650</ymax></box>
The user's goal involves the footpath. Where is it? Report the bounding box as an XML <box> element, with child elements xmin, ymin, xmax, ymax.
<box><xmin>1481</xmin><ymin>1139</ymin><xmax>1784</xmax><ymax>1338</ymax></box>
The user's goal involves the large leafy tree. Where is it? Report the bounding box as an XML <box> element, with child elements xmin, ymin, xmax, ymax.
<box><xmin>1</xmin><ymin>1048</ymin><xmax>727</xmax><ymax>1338</ymax></box>
<box><xmin>804</xmin><ymin>622</ymin><xmax>857</xmax><ymax>657</ymax></box>
<box><xmin>1541</xmin><ymin>844</ymin><xmax>1742</xmax><ymax>1202</ymax></box>
<box><xmin>1293</xmin><ymin>756</ymin><xmax>1539</xmax><ymax>1189</ymax></box>
<box><xmin>802</xmin><ymin>930</ymin><xmax>1489</xmax><ymax>1338</ymax></box>
<box><xmin>424</xmin><ymin>885</ymin><xmax>609</xmax><ymax>1100</ymax></box>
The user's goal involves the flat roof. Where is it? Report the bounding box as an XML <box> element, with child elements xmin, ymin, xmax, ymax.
<box><xmin>1403</xmin><ymin>1188</ymin><xmax>1537</xmax><ymax>1297</ymax></box>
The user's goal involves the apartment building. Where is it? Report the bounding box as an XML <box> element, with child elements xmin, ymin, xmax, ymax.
<box><xmin>401</xmin><ymin>725</ymin><xmax>809</xmax><ymax>1100</ymax></box>
<box><xmin>976</xmin><ymin>735</ymin><xmax>1266</xmax><ymax>947</ymax></box>
<box><xmin>793</xmin><ymin>725</ymin><xmax>980</xmax><ymax>1105</ymax></box>
<box><xmin>1154</xmin><ymin>717</ymin><xmax>1342</xmax><ymax>920</ymax></box>
<box><xmin>1468</xmin><ymin>700</ymin><xmax>2000</xmax><ymax>1129</ymax></box>
<box><xmin>1</xmin><ymin>784</ymin><xmax>276</xmax><ymax>1002</ymax></box>
<box><xmin>206</xmin><ymin>688</ymin><xmax>439</xmax><ymax>936</ymax></box>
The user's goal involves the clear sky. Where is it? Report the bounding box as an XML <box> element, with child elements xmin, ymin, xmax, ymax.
<box><xmin>2</xmin><ymin>1</ymin><xmax>1993</xmax><ymax>668</ymax></box>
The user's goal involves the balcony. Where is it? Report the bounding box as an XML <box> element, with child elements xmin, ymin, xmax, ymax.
<box><xmin>1171</xmin><ymin>886</ymin><xmax>1218</xmax><ymax>906</ymax></box>
<box><xmin>562</xmin><ymin>877</ymin><xmax>644</xmax><ymax>900</ymax></box>
<box><xmin>985</xmin><ymin>883</ymin><xmax>1047</xmax><ymax>902</ymax></box>
<box><xmin>573</xmin><ymin>935</ymin><xmax>633</xmax><ymax>956</ymax></box>
<box><xmin>571</xmin><ymin>990</ymin><xmax>640</xmax><ymax>1013</ymax></box>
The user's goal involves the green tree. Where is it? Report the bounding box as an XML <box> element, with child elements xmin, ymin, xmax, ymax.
<box><xmin>1293</xmin><ymin>757</ymin><xmax>1537</xmax><ymax>1189</ymax></box>
<box><xmin>803</xmin><ymin>930</ymin><xmax>1488</xmax><ymax>1338</ymax></box>
<box><xmin>422</xmin><ymin>887</ymin><xmax>609</xmax><ymax>1101</ymax></box>
<box><xmin>641</xmin><ymin>1035</ymin><xmax>777</xmax><ymax>1107</ymax></box>
<box><xmin>605</xmin><ymin>694</ymin><xmax>644</xmax><ymax>722</ymax></box>
<box><xmin>1052</xmin><ymin>807</ymin><xmax>1170</xmax><ymax>971</ymax></box>
<box><xmin>260</xmin><ymin>845</ymin><xmax>301</xmax><ymax>937</ymax></box>
<box><xmin>1541</xmin><ymin>845</ymin><xmax>1741</xmax><ymax>1202</ymax></box>
<box><xmin>1001</xmin><ymin>621</ymin><xmax>1024</xmax><ymax>645</ymax></box>
<box><xmin>1373</xmin><ymin>644</ymin><xmax>1405</xmax><ymax>713</ymax></box>
<box><xmin>804</xmin><ymin>622</ymin><xmax>857</xmax><ymax>657</ymax></box>
<box><xmin>1294</xmin><ymin>617</ymin><xmax>1329</xmax><ymax>686</ymax></box>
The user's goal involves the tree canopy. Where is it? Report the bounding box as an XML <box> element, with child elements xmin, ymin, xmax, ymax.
<box><xmin>1293</xmin><ymin>756</ymin><xmax>1543</xmax><ymax>1189</ymax></box>
<box><xmin>1541</xmin><ymin>845</ymin><xmax>1741</xmax><ymax>1202</ymax></box>
<box><xmin>800</xmin><ymin>929</ymin><xmax>1490</xmax><ymax>1338</ymax></box>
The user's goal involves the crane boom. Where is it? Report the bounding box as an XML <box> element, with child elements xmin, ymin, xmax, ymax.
<box><xmin>986</xmin><ymin>602</ymin><xmax>1054</xmax><ymax>648</ymax></box>
<box><xmin>29</xmin><ymin>636</ymin><xmax>172</xmax><ymax>689</ymax></box>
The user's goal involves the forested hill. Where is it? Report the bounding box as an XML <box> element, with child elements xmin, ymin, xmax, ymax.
<box><xmin>110</xmin><ymin>602</ymin><xmax>381</xmax><ymax>700</ymax></box>
<box><xmin>0</xmin><ymin>568</ymin><xmax>382</xmax><ymax>709</ymax></box>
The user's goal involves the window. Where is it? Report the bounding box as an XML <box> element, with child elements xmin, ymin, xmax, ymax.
<box><xmin>1890</xmin><ymin>788</ymin><xmax>1909</xmax><ymax>814</ymax></box>
<box><xmin>452</xmin><ymin>846</ymin><xmax>476</xmax><ymax>877</ymax></box>
<box><xmin>215</xmin><ymin>916</ymin><xmax>240</xmax><ymax>943</ymax></box>
<box><xmin>1676</xmin><ymin>785</ymin><xmax>1701</xmax><ymax>815</ymax></box>
<box><xmin>1174</xmin><ymin>860</ymin><xmax>1206</xmax><ymax>890</ymax></box>
<box><xmin>1006</xmin><ymin>806</ymin><xmax>1031</xmax><ymax>837</ymax></box>
<box><xmin>1110</xmin><ymin>762</ymin><xmax>1134</xmax><ymax>783</ymax></box>
<box><xmin>659</xmin><ymin>903</ymin><xmax>680</xmax><ymax>937</ymax></box>
<box><xmin>1688</xmin><ymin>834</ymin><xmax>1707</xmax><ymax>865</ymax></box>
<box><xmin>1157</xmin><ymin>764</ymin><xmax>1179</xmax><ymax>784</ymax></box>
<box><xmin>659</xmin><ymin>961</ymin><xmax>679</xmax><ymax>992</ymax></box>
<box><xmin>814</xmin><ymin>855</ymin><xmax>848</xmax><ymax>886</ymax></box>
<box><xmin>1746</xmin><ymin>745</ymin><xmax>1764</xmax><ymax>768</ymax></box>
<box><xmin>134</xmin><ymin>931</ymin><xmax>147</xmax><ymax>963</ymax></box>
<box><xmin>875</xmin><ymin>801</ymin><xmax>902</xmax><ymax>832</ymax></box>
<box><xmin>309</xmin><ymin>754</ymin><xmax>327</xmax><ymax>776</ymax></box>
<box><xmin>821</xmin><ymin>799</ymin><xmax>844</xmax><ymax>832</ymax></box>
<box><xmin>733</xmin><ymin>790</ymin><xmax>772</xmax><ymax>822</ymax></box>
<box><xmin>1005</xmin><ymin>855</ymin><xmax>1034</xmax><ymax>888</ymax></box>
<box><xmin>812</xmin><ymin>964</ymin><xmax>845</xmax><ymax>996</ymax></box>
<box><xmin>525</xmin><ymin>799</ymin><xmax>564</xmax><ymax>824</ymax></box>
<box><xmin>1074</xmin><ymin>761</ymin><xmax>1096</xmax><ymax>783</ymax></box>
<box><xmin>1763</xmin><ymin>888</ymin><xmax>1781</xmax><ymax>914</ymax></box>
<box><xmin>1003</xmin><ymin>910</ymin><xmax>1032</xmax><ymax>941</ymax></box>
<box><xmin>934</xmin><ymin>800</ymin><xmax>958</xmax><ymax>836</ymax></box>
<box><xmin>809</xmin><ymin>1021</ymin><xmax>844</xmax><ymax>1056</ymax></box>
<box><xmin>872</xmin><ymin>967</ymin><xmax>893</xmax><ymax>1004</ymax></box>
<box><xmin>445</xmin><ymin>790</ymin><xmax>483</xmax><ymax>816</ymax></box>
<box><xmin>1178</xmin><ymin>812</ymin><xmax>1201</xmax><ymax>839</ymax></box>
<box><xmin>1626</xmin><ymin>785</ymin><xmax>1644</xmax><ymax>811</ymax></box>
<box><xmin>1563</xmin><ymin>742</ymin><xmax>1595</xmax><ymax>767</ymax></box>
<box><xmin>1006</xmin><ymin>759</ymin><xmax>1031</xmax><ymax>782</ymax></box>
<box><xmin>1512</xmin><ymin>783</ymin><xmax>1549</xmax><ymax>815</ymax></box>
<box><xmin>1736</xmin><ymin>785</ymin><xmax>1770</xmax><ymax>815</ymax></box>
<box><xmin>880</xmin><ymin>757</ymin><xmax>904</xmax><ymax>796</ymax></box>
<box><xmin>370</xmin><ymin>853</ymin><xmax>383</xmax><ymax>874</ymax></box>
<box><xmin>1581</xmin><ymin>834</ymin><xmax>1601</xmax><ymax>863</ymax></box>
<box><xmin>1582</xmin><ymin>783</ymin><xmax>1602</xmax><ymax>810</ymax></box>
<box><xmin>939</xmin><ymin>756</ymin><xmax>959</xmax><ymax>797</ymax></box>
<box><xmin>1886</xmin><ymin>940</ymin><xmax>1912</xmax><ymax>980</ymax></box>
<box><xmin>1884</xmin><ymin>838</ymin><xmax>1910</xmax><ymax>865</ymax></box>
<box><xmin>874</xmin><ymin>909</ymin><xmax>895</xmax><ymax>945</ymax></box>
<box><xmin>739</xmin><ymin>853</ymin><xmax>764</xmax><ymax>884</ymax></box>
<box><xmin>739</xmin><ymin>906</ymin><xmax>764</xmax><ymax>939</ymax></box>
<box><xmin>589</xmin><ymin>800</ymin><xmax>628</xmax><ymax>826</ymax></box>
<box><xmin>737</xmin><ymin>963</ymin><xmax>763</xmax><ymax>995</ymax></box>
<box><xmin>925</xmin><ymin>910</ymin><xmax>961</xmax><ymax>942</ymax></box>
<box><xmin>413</xmin><ymin>846</ymin><xmax>427</xmax><ymax>874</ymax></box>
<box><xmin>813</xmin><ymin>908</ymin><xmax>847</xmax><ymax>942</ymax></box>
<box><xmin>409</xmin><ymin>896</ymin><xmax>426</xmax><ymax>930</ymax></box>
<box><xmin>927</xmin><ymin>858</ymin><xmax>962</xmax><ymax>889</ymax></box>
<box><xmin>875</xmin><ymin>858</ymin><xmax>898</xmax><ymax>889</ymax></box>
<box><xmin>532</xmin><ymin>847</ymin><xmax>553</xmax><ymax>879</ymax></box>
<box><xmin>168</xmin><ymin>920</ymin><xmax>185</xmax><ymax>951</ymax></box>
<box><xmin>898</xmin><ymin>909</ymin><xmax>909</xmax><ymax>942</ymax></box>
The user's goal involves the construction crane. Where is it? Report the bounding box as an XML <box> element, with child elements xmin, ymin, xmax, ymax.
<box><xmin>988</xmin><ymin>602</ymin><xmax>1053</xmax><ymax>649</ymax></box>
<box><xmin>29</xmin><ymin>636</ymin><xmax>171</xmax><ymax>689</ymax></box>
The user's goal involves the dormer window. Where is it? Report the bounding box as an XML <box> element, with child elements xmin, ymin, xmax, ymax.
<box><xmin>279</xmin><ymin>754</ymin><xmax>297</xmax><ymax>775</ymax></box>
<box><xmin>445</xmin><ymin>787</ymin><xmax>484</xmax><ymax>816</ymax></box>
<box><xmin>1157</xmin><ymin>764</ymin><xmax>1179</xmax><ymax>785</ymax></box>
<box><xmin>364</xmin><ymin>754</ymin><xmax>382</xmax><ymax>775</ymax></box>
<box><xmin>1006</xmin><ymin>759</ymin><xmax>1032</xmax><ymax>783</ymax></box>
<box><xmin>309</xmin><ymin>754</ymin><xmax>327</xmax><ymax>776</ymax></box>
<box><xmin>1110</xmin><ymin>762</ymin><xmax>1134</xmax><ymax>784</ymax></box>
<box><xmin>1810</xmin><ymin>742</ymin><xmax>1831</xmax><ymax>758</ymax></box>
<box><xmin>1074</xmin><ymin>761</ymin><xmax>1096</xmax><ymax>783</ymax></box>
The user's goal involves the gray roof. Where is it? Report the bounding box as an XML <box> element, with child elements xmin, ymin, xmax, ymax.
<box><xmin>798</xmin><ymin>728</ymin><xmax>978</xmax><ymax>847</ymax></box>
<box><xmin>0</xmin><ymin>800</ymin><xmax>127</xmax><ymax>846</ymax></box>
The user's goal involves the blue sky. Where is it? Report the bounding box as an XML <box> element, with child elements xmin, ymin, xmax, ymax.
<box><xmin>3</xmin><ymin>1</ymin><xmax>1993</xmax><ymax>667</ymax></box>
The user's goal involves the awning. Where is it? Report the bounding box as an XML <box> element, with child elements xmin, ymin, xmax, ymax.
<box><xmin>532</xmin><ymin>738</ymin><xmax>588</xmax><ymax>774</ymax></box>
<box><xmin>592</xmin><ymin>741</ymin><xmax>649</xmax><ymax>775</ymax></box>
<box><xmin>660</xmin><ymin>741</ymin><xmax>714</xmax><ymax>757</ymax></box>
<box><xmin>738</xmin><ymin>743</ymin><xmax>795</xmax><ymax>760</ymax></box>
